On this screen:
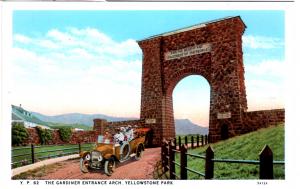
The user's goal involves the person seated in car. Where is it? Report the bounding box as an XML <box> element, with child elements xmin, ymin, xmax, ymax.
<box><xmin>125</xmin><ymin>125</ymin><xmax>134</xmax><ymax>141</ymax></box>
<box><xmin>103</xmin><ymin>130</ymin><xmax>113</xmax><ymax>144</ymax></box>
<box><xmin>114</xmin><ymin>128</ymin><xmax>125</xmax><ymax>145</ymax></box>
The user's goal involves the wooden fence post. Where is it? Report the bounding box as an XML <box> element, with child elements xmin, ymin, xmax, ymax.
<box><xmin>161</xmin><ymin>140</ymin><xmax>167</xmax><ymax>172</ymax></box>
<box><xmin>205</xmin><ymin>145</ymin><xmax>214</xmax><ymax>179</ymax></box>
<box><xmin>185</xmin><ymin>136</ymin><xmax>188</xmax><ymax>147</ymax></box>
<box><xmin>205</xmin><ymin>135</ymin><xmax>208</xmax><ymax>145</ymax></box>
<box><xmin>174</xmin><ymin>137</ymin><xmax>177</xmax><ymax>149</ymax></box>
<box><xmin>180</xmin><ymin>144</ymin><xmax>187</xmax><ymax>180</ymax></box>
<box><xmin>78</xmin><ymin>143</ymin><xmax>82</xmax><ymax>153</ymax></box>
<box><xmin>162</xmin><ymin>140</ymin><xmax>168</xmax><ymax>172</ymax></box>
<box><xmin>165</xmin><ymin>141</ymin><xmax>170</xmax><ymax>172</ymax></box>
<box><xmin>201</xmin><ymin>135</ymin><xmax>204</xmax><ymax>146</ymax></box>
<box><xmin>197</xmin><ymin>135</ymin><xmax>200</xmax><ymax>147</ymax></box>
<box><xmin>169</xmin><ymin>141</ymin><xmax>175</xmax><ymax>179</ymax></box>
<box><xmin>178</xmin><ymin>136</ymin><xmax>181</xmax><ymax>150</ymax></box>
<box><xmin>259</xmin><ymin>145</ymin><xmax>274</xmax><ymax>179</ymax></box>
<box><xmin>31</xmin><ymin>144</ymin><xmax>35</xmax><ymax>164</ymax></box>
<box><xmin>191</xmin><ymin>136</ymin><xmax>194</xmax><ymax>149</ymax></box>
<box><xmin>161</xmin><ymin>140</ymin><xmax>164</xmax><ymax>168</ymax></box>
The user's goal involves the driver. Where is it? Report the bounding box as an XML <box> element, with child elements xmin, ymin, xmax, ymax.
<box><xmin>103</xmin><ymin>130</ymin><xmax>113</xmax><ymax>144</ymax></box>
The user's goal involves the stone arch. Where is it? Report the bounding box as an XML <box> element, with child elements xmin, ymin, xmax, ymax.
<box><xmin>138</xmin><ymin>16</ymin><xmax>247</xmax><ymax>146</ymax></box>
<box><xmin>165</xmin><ymin>69</ymin><xmax>211</xmax><ymax>96</ymax></box>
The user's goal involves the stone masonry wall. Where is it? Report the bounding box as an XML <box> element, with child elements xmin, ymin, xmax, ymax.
<box><xmin>21</xmin><ymin>119</ymin><xmax>148</xmax><ymax>146</ymax></box>
<box><xmin>23</xmin><ymin>128</ymin><xmax>97</xmax><ymax>145</ymax></box>
<box><xmin>93</xmin><ymin>119</ymin><xmax>146</xmax><ymax>135</ymax></box>
<box><xmin>107</xmin><ymin>119</ymin><xmax>145</xmax><ymax>128</ymax></box>
<box><xmin>243</xmin><ymin>109</ymin><xmax>285</xmax><ymax>133</ymax></box>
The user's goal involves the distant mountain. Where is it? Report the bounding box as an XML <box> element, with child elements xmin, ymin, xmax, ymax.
<box><xmin>32</xmin><ymin>112</ymin><xmax>208</xmax><ymax>135</ymax></box>
<box><xmin>32</xmin><ymin>112</ymin><xmax>136</xmax><ymax>127</ymax></box>
<box><xmin>175</xmin><ymin>119</ymin><xmax>208</xmax><ymax>135</ymax></box>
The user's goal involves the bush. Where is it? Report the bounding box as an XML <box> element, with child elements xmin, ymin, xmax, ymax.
<box><xmin>58</xmin><ymin>127</ymin><xmax>72</xmax><ymax>142</ymax></box>
<box><xmin>36</xmin><ymin>126</ymin><xmax>53</xmax><ymax>145</ymax></box>
<box><xmin>12</xmin><ymin>122</ymin><xmax>29</xmax><ymax>146</ymax></box>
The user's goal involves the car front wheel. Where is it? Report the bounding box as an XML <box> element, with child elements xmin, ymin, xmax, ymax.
<box><xmin>80</xmin><ymin>153</ymin><xmax>91</xmax><ymax>173</ymax></box>
<box><xmin>104</xmin><ymin>158</ymin><xmax>115</xmax><ymax>176</ymax></box>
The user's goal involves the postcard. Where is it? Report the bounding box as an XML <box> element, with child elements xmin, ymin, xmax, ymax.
<box><xmin>0</xmin><ymin>1</ymin><xmax>299</xmax><ymax>189</ymax></box>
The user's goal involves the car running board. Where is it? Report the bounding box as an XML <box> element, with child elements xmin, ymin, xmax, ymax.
<box><xmin>119</xmin><ymin>153</ymin><xmax>136</xmax><ymax>163</ymax></box>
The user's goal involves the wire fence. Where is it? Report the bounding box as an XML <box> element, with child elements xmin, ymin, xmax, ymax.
<box><xmin>11</xmin><ymin>143</ymin><xmax>94</xmax><ymax>168</ymax></box>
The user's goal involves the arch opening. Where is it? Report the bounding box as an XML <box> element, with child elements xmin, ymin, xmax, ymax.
<box><xmin>172</xmin><ymin>75</ymin><xmax>210</xmax><ymax>136</ymax></box>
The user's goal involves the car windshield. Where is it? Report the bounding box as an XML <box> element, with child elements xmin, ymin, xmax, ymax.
<box><xmin>97</xmin><ymin>135</ymin><xmax>113</xmax><ymax>144</ymax></box>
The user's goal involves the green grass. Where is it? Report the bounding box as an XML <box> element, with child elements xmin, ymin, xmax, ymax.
<box><xmin>174</xmin><ymin>124</ymin><xmax>284</xmax><ymax>179</ymax></box>
<box><xmin>47</xmin><ymin>122</ymin><xmax>92</xmax><ymax>131</ymax></box>
<box><xmin>12</xmin><ymin>143</ymin><xmax>94</xmax><ymax>168</ymax></box>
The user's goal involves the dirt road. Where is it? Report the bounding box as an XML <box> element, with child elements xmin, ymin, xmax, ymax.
<box><xmin>38</xmin><ymin>147</ymin><xmax>160</xmax><ymax>180</ymax></box>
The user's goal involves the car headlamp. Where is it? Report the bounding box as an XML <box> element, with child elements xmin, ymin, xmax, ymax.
<box><xmin>85</xmin><ymin>154</ymin><xmax>91</xmax><ymax>161</ymax></box>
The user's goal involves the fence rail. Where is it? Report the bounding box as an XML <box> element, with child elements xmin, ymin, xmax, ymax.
<box><xmin>161</xmin><ymin>139</ymin><xmax>284</xmax><ymax>180</ymax></box>
<box><xmin>11</xmin><ymin>143</ymin><xmax>94</xmax><ymax>168</ymax></box>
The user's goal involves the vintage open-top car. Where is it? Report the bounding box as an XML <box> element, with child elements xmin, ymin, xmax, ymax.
<box><xmin>79</xmin><ymin>127</ymin><xmax>150</xmax><ymax>176</ymax></box>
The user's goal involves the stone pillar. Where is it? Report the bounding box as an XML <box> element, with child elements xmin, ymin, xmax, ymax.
<box><xmin>208</xmin><ymin>17</ymin><xmax>247</xmax><ymax>142</ymax></box>
<box><xmin>138</xmin><ymin>37</ymin><xmax>166</xmax><ymax>146</ymax></box>
<box><xmin>93</xmin><ymin>119</ymin><xmax>107</xmax><ymax>135</ymax></box>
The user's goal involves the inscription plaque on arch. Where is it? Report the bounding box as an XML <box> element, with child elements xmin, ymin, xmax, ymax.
<box><xmin>164</xmin><ymin>43</ymin><xmax>212</xmax><ymax>61</ymax></box>
<box><xmin>145</xmin><ymin>118</ymin><xmax>156</xmax><ymax>124</ymax></box>
<box><xmin>217</xmin><ymin>112</ymin><xmax>232</xmax><ymax>119</ymax></box>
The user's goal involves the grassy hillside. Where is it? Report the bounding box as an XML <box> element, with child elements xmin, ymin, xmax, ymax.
<box><xmin>175</xmin><ymin>124</ymin><xmax>284</xmax><ymax>179</ymax></box>
<box><xmin>47</xmin><ymin>122</ymin><xmax>92</xmax><ymax>130</ymax></box>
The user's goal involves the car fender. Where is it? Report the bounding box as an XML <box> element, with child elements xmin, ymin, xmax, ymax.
<box><xmin>136</xmin><ymin>143</ymin><xmax>145</xmax><ymax>152</ymax></box>
<box><xmin>103</xmin><ymin>153</ymin><xmax>118</xmax><ymax>160</ymax></box>
<box><xmin>140</xmin><ymin>143</ymin><xmax>145</xmax><ymax>151</ymax></box>
<box><xmin>79</xmin><ymin>151</ymin><xmax>90</xmax><ymax>158</ymax></box>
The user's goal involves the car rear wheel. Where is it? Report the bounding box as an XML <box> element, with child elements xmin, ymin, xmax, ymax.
<box><xmin>80</xmin><ymin>153</ymin><xmax>91</xmax><ymax>173</ymax></box>
<box><xmin>135</xmin><ymin>144</ymin><xmax>144</xmax><ymax>160</ymax></box>
<box><xmin>104</xmin><ymin>158</ymin><xmax>115</xmax><ymax>176</ymax></box>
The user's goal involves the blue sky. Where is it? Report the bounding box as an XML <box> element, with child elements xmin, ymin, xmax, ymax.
<box><xmin>12</xmin><ymin>10</ymin><xmax>285</xmax><ymax>126</ymax></box>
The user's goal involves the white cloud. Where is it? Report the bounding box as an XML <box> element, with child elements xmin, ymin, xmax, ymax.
<box><xmin>245</xmin><ymin>59</ymin><xmax>285</xmax><ymax>78</ymax></box>
<box><xmin>12</xmin><ymin>28</ymin><xmax>142</xmax><ymax>117</ymax></box>
<box><xmin>243</xmin><ymin>35</ymin><xmax>284</xmax><ymax>49</ymax></box>
<box><xmin>47</xmin><ymin>29</ymin><xmax>76</xmax><ymax>46</ymax></box>
<box><xmin>245</xmin><ymin>59</ymin><xmax>285</xmax><ymax>111</ymax></box>
<box><xmin>38</xmin><ymin>39</ymin><xmax>60</xmax><ymax>49</ymax></box>
<box><xmin>14</xmin><ymin>34</ymin><xmax>32</xmax><ymax>44</ymax></box>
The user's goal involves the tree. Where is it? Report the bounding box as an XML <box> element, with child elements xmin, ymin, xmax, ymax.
<box><xmin>58</xmin><ymin>127</ymin><xmax>72</xmax><ymax>142</ymax></box>
<box><xmin>12</xmin><ymin>122</ymin><xmax>29</xmax><ymax>146</ymax></box>
<box><xmin>36</xmin><ymin>126</ymin><xmax>53</xmax><ymax>145</ymax></box>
